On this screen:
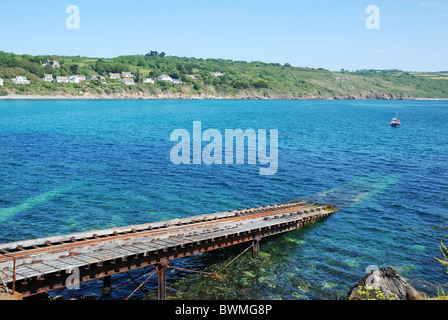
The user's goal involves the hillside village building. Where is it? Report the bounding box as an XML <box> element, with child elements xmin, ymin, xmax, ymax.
<box><xmin>43</xmin><ymin>60</ymin><xmax>61</xmax><ymax>68</ymax></box>
<box><xmin>70</xmin><ymin>75</ymin><xmax>86</xmax><ymax>83</ymax></box>
<box><xmin>157</xmin><ymin>74</ymin><xmax>172</xmax><ymax>82</ymax></box>
<box><xmin>122</xmin><ymin>78</ymin><xmax>135</xmax><ymax>85</ymax></box>
<box><xmin>157</xmin><ymin>74</ymin><xmax>182</xmax><ymax>84</ymax></box>
<box><xmin>56</xmin><ymin>76</ymin><xmax>70</xmax><ymax>83</ymax></box>
<box><xmin>11</xmin><ymin>76</ymin><xmax>30</xmax><ymax>84</ymax></box>
<box><xmin>42</xmin><ymin>74</ymin><xmax>53</xmax><ymax>82</ymax></box>
<box><xmin>91</xmin><ymin>75</ymin><xmax>105</xmax><ymax>80</ymax></box>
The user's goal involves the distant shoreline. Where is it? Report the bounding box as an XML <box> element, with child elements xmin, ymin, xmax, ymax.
<box><xmin>1</xmin><ymin>94</ymin><xmax>448</xmax><ymax>101</ymax></box>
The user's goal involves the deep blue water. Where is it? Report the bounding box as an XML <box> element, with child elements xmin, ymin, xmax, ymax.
<box><xmin>0</xmin><ymin>99</ymin><xmax>447</xmax><ymax>300</ymax></box>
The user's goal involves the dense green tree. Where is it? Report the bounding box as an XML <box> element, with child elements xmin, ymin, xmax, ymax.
<box><xmin>70</xmin><ymin>64</ymin><xmax>79</xmax><ymax>74</ymax></box>
<box><xmin>135</xmin><ymin>69</ymin><xmax>142</xmax><ymax>83</ymax></box>
<box><xmin>253</xmin><ymin>79</ymin><xmax>269</xmax><ymax>88</ymax></box>
<box><xmin>233</xmin><ymin>80</ymin><xmax>250</xmax><ymax>89</ymax></box>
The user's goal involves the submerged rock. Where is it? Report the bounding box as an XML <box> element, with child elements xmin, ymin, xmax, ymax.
<box><xmin>349</xmin><ymin>266</ymin><xmax>424</xmax><ymax>300</ymax></box>
<box><xmin>258</xmin><ymin>251</ymin><xmax>271</xmax><ymax>259</ymax></box>
<box><xmin>243</xmin><ymin>271</ymin><xmax>256</xmax><ymax>278</ymax></box>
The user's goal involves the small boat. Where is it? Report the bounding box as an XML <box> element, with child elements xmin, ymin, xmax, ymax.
<box><xmin>390</xmin><ymin>113</ymin><xmax>401</xmax><ymax>127</ymax></box>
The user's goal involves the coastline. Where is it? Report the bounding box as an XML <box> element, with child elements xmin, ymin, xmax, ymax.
<box><xmin>1</xmin><ymin>94</ymin><xmax>448</xmax><ymax>101</ymax></box>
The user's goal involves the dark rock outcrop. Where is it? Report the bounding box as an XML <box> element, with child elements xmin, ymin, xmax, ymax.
<box><xmin>349</xmin><ymin>266</ymin><xmax>424</xmax><ymax>300</ymax></box>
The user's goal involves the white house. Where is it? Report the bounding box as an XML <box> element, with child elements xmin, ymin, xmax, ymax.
<box><xmin>157</xmin><ymin>74</ymin><xmax>173</xmax><ymax>82</ymax></box>
<box><xmin>70</xmin><ymin>75</ymin><xmax>86</xmax><ymax>83</ymax></box>
<box><xmin>0</xmin><ymin>78</ymin><xmax>3</xmax><ymax>86</ymax></box>
<box><xmin>91</xmin><ymin>75</ymin><xmax>105</xmax><ymax>80</ymax></box>
<box><xmin>122</xmin><ymin>78</ymin><xmax>135</xmax><ymax>85</ymax></box>
<box><xmin>11</xmin><ymin>76</ymin><xmax>30</xmax><ymax>84</ymax></box>
<box><xmin>109</xmin><ymin>73</ymin><xmax>121</xmax><ymax>79</ymax></box>
<box><xmin>121</xmin><ymin>72</ymin><xmax>133</xmax><ymax>78</ymax></box>
<box><xmin>56</xmin><ymin>76</ymin><xmax>70</xmax><ymax>83</ymax></box>
<box><xmin>43</xmin><ymin>60</ymin><xmax>61</xmax><ymax>68</ymax></box>
<box><xmin>156</xmin><ymin>74</ymin><xmax>182</xmax><ymax>84</ymax></box>
<box><xmin>42</xmin><ymin>74</ymin><xmax>53</xmax><ymax>82</ymax></box>
<box><xmin>143</xmin><ymin>78</ymin><xmax>155</xmax><ymax>84</ymax></box>
<box><xmin>211</xmin><ymin>72</ymin><xmax>225</xmax><ymax>77</ymax></box>
<box><xmin>170</xmin><ymin>79</ymin><xmax>183</xmax><ymax>84</ymax></box>
<box><xmin>187</xmin><ymin>74</ymin><xmax>198</xmax><ymax>80</ymax></box>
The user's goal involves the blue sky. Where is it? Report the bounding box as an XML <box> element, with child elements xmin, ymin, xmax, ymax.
<box><xmin>0</xmin><ymin>0</ymin><xmax>447</xmax><ymax>71</ymax></box>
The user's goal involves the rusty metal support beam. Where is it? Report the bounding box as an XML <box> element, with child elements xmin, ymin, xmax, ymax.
<box><xmin>102</xmin><ymin>275</ymin><xmax>112</xmax><ymax>296</ymax></box>
<box><xmin>156</xmin><ymin>260</ymin><xmax>168</xmax><ymax>300</ymax></box>
<box><xmin>252</xmin><ymin>238</ymin><xmax>260</xmax><ymax>258</ymax></box>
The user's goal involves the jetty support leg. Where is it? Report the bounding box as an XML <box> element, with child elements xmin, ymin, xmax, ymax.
<box><xmin>156</xmin><ymin>260</ymin><xmax>168</xmax><ymax>300</ymax></box>
<box><xmin>102</xmin><ymin>275</ymin><xmax>112</xmax><ymax>296</ymax></box>
<box><xmin>252</xmin><ymin>238</ymin><xmax>260</xmax><ymax>258</ymax></box>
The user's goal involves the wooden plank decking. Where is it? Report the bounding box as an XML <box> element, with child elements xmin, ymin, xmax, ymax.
<box><xmin>0</xmin><ymin>201</ymin><xmax>337</xmax><ymax>298</ymax></box>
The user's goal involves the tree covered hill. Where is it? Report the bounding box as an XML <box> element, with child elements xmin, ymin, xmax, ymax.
<box><xmin>0</xmin><ymin>51</ymin><xmax>447</xmax><ymax>99</ymax></box>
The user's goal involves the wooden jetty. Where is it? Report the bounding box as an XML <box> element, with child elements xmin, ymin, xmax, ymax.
<box><xmin>0</xmin><ymin>201</ymin><xmax>337</xmax><ymax>299</ymax></box>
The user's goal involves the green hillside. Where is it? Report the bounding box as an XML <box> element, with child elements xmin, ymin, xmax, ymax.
<box><xmin>0</xmin><ymin>51</ymin><xmax>447</xmax><ymax>99</ymax></box>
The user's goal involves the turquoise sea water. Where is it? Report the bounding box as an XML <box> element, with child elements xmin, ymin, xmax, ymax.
<box><xmin>0</xmin><ymin>99</ymin><xmax>447</xmax><ymax>300</ymax></box>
